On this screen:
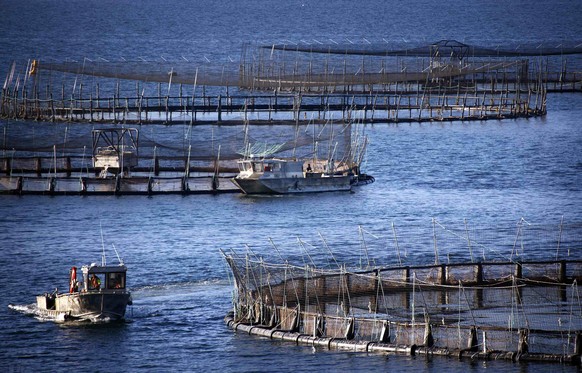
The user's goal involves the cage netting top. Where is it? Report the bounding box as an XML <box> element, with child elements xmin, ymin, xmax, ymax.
<box><xmin>0</xmin><ymin>122</ymin><xmax>358</xmax><ymax>162</ymax></box>
<box><xmin>265</xmin><ymin>39</ymin><xmax>582</xmax><ymax>57</ymax></box>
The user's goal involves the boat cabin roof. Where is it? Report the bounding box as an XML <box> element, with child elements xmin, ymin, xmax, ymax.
<box><xmin>83</xmin><ymin>264</ymin><xmax>127</xmax><ymax>274</ymax></box>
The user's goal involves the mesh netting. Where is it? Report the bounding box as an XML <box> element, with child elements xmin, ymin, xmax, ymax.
<box><xmin>266</xmin><ymin>39</ymin><xmax>582</xmax><ymax>58</ymax></box>
<box><xmin>223</xmin><ymin>220</ymin><xmax>582</xmax><ymax>357</ymax></box>
<box><xmin>0</xmin><ymin>121</ymin><xmax>360</xmax><ymax>164</ymax></box>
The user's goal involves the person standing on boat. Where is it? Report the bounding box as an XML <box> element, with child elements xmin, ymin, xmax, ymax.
<box><xmin>71</xmin><ymin>280</ymin><xmax>79</xmax><ymax>292</ymax></box>
<box><xmin>325</xmin><ymin>159</ymin><xmax>334</xmax><ymax>174</ymax></box>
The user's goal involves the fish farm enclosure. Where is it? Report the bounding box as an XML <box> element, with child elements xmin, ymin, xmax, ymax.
<box><xmin>223</xmin><ymin>220</ymin><xmax>582</xmax><ymax>364</ymax></box>
<box><xmin>0</xmin><ymin>121</ymin><xmax>362</xmax><ymax>195</ymax></box>
<box><xmin>1</xmin><ymin>40</ymin><xmax>581</xmax><ymax>195</ymax></box>
<box><xmin>3</xmin><ymin>40</ymin><xmax>582</xmax><ymax>126</ymax></box>
<box><xmin>2</xmin><ymin>37</ymin><xmax>582</xmax><ymax>368</ymax></box>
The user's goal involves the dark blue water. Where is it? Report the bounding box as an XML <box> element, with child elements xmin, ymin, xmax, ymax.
<box><xmin>1</xmin><ymin>0</ymin><xmax>582</xmax><ymax>371</ymax></box>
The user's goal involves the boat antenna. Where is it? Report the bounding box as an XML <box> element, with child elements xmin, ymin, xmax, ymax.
<box><xmin>112</xmin><ymin>244</ymin><xmax>124</xmax><ymax>265</ymax></box>
<box><xmin>100</xmin><ymin>221</ymin><xmax>106</xmax><ymax>266</ymax></box>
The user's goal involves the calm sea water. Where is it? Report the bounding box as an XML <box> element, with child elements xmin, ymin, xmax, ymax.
<box><xmin>1</xmin><ymin>0</ymin><xmax>582</xmax><ymax>372</ymax></box>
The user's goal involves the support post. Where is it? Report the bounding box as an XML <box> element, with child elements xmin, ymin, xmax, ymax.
<box><xmin>344</xmin><ymin>317</ymin><xmax>355</xmax><ymax>340</ymax></box>
<box><xmin>154</xmin><ymin>155</ymin><xmax>160</xmax><ymax>176</ymax></box>
<box><xmin>379</xmin><ymin>320</ymin><xmax>391</xmax><ymax>343</ymax></box>
<box><xmin>423</xmin><ymin>317</ymin><xmax>434</xmax><ymax>347</ymax></box>
<box><xmin>514</xmin><ymin>263</ymin><xmax>522</xmax><ymax>279</ymax></box>
<box><xmin>4</xmin><ymin>158</ymin><xmax>11</xmax><ymax>176</ymax></box>
<box><xmin>468</xmin><ymin>326</ymin><xmax>478</xmax><ymax>352</ymax></box>
<box><xmin>35</xmin><ymin>157</ymin><xmax>42</xmax><ymax>176</ymax></box>
<box><xmin>440</xmin><ymin>264</ymin><xmax>447</xmax><ymax>285</ymax></box>
<box><xmin>475</xmin><ymin>263</ymin><xmax>483</xmax><ymax>284</ymax></box>
<box><xmin>217</xmin><ymin>94</ymin><xmax>222</xmax><ymax>122</ymax></box>
<box><xmin>66</xmin><ymin>157</ymin><xmax>71</xmax><ymax>177</ymax></box>
<box><xmin>517</xmin><ymin>329</ymin><xmax>529</xmax><ymax>355</ymax></box>
<box><xmin>558</xmin><ymin>260</ymin><xmax>567</xmax><ymax>283</ymax></box>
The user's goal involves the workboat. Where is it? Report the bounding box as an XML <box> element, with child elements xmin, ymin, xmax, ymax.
<box><xmin>231</xmin><ymin>157</ymin><xmax>360</xmax><ymax>195</ymax></box>
<box><xmin>36</xmin><ymin>262</ymin><xmax>132</xmax><ymax>322</ymax></box>
<box><xmin>92</xmin><ymin>128</ymin><xmax>139</xmax><ymax>178</ymax></box>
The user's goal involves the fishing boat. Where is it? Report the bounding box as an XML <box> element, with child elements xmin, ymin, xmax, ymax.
<box><xmin>232</xmin><ymin>120</ymin><xmax>374</xmax><ymax>195</ymax></box>
<box><xmin>92</xmin><ymin>128</ymin><xmax>139</xmax><ymax>178</ymax></box>
<box><xmin>231</xmin><ymin>157</ymin><xmax>359</xmax><ymax>194</ymax></box>
<box><xmin>36</xmin><ymin>262</ymin><xmax>132</xmax><ymax>322</ymax></box>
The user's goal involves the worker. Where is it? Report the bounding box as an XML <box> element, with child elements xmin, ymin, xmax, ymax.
<box><xmin>90</xmin><ymin>274</ymin><xmax>101</xmax><ymax>290</ymax></box>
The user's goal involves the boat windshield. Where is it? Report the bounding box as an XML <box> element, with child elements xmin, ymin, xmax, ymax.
<box><xmin>86</xmin><ymin>272</ymin><xmax>125</xmax><ymax>290</ymax></box>
<box><xmin>106</xmin><ymin>272</ymin><xmax>126</xmax><ymax>289</ymax></box>
<box><xmin>88</xmin><ymin>274</ymin><xmax>103</xmax><ymax>290</ymax></box>
<box><xmin>253</xmin><ymin>162</ymin><xmax>264</xmax><ymax>172</ymax></box>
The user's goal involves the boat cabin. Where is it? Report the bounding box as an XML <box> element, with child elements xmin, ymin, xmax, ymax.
<box><xmin>92</xmin><ymin>128</ymin><xmax>139</xmax><ymax>177</ymax></box>
<box><xmin>81</xmin><ymin>264</ymin><xmax>127</xmax><ymax>292</ymax></box>
<box><xmin>237</xmin><ymin>158</ymin><xmax>305</xmax><ymax>179</ymax></box>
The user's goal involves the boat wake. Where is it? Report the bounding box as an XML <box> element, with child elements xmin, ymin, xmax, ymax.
<box><xmin>133</xmin><ymin>278</ymin><xmax>228</xmax><ymax>294</ymax></box>
<box><xmin>8</xmin><ymin>303</ymin><xmax>66</xmax><ymax>322</ymax></box>
<box><xmin>8</xmin><ymin>303</ymin><xmax>120</xmax><ymax>324</ymax></box>
<box><xmin>8</xmin><ymin>303</ymin><xmax>37</xmax><ymax>315</ymax></box>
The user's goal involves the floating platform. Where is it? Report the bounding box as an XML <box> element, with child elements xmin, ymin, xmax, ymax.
<box><xmin>0</xmin><ymin>175</ymin><xmax>239</xmax><ymax>195</ymax></box>
<box><xmin>225</xmin><ymin>314</ymin><xmax>582</xmax><ymax>365</ymax></box>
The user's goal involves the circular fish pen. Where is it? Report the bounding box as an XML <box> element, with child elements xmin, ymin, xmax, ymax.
<box><xmin>222</xmin><ymin>220</ymin><xmax>582</xmax><ymax>365</ymax></box>
<box><xmin>5</xmin><ymin>40</ymin><xmax>581</xmax><ymax>125</ymax></box>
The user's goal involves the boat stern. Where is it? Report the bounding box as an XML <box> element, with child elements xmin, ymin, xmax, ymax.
<box><xmin>36</xmin><ymin>293</ymin><xmax>56</xmax><ymax>310</ymax></box>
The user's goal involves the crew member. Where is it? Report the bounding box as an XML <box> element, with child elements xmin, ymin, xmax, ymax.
<box><xmin>90</xmin><ymin>274</ymin><xmax>101</xmax><ymax>290</ymax></box>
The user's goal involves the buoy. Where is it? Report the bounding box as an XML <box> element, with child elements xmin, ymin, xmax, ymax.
<box><xmin>69</xmin><ymin>266</ymin><xmax>77</xmax><ymax>293</ymax></box>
